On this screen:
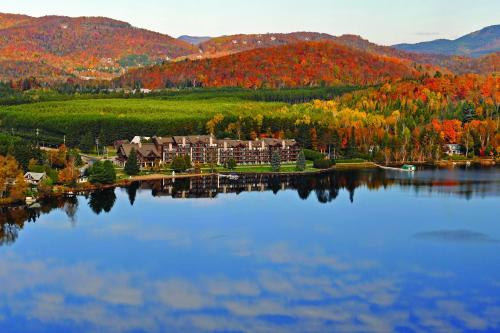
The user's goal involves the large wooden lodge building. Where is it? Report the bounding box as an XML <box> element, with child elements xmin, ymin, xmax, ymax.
<box><xmin>117</xmin><ymin>135</ymin><xmax>300</xmax><ymax>168</ymax></box>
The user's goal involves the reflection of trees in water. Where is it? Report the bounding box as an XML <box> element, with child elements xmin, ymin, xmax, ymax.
<box><xmin>88</xmin><ymin>189</ymin><xmax>116</xmax><ymax>215</ymax></box>
<box><xmin>140</xmin><ymin>169</ymin><xmax>498</xmax><ymax>204</ymax></box>
<box><xmin>1</xmin><ymin>189</ymin><xmax>119</xmax><ymax>247</ymax></box>
<box><xmin>141</xmin><ymin>170</ymin><xmax>395</xmax><ymax>203</ymax></box>
<box><xmin>0</xmin><ymin>196</ymin><xmax>78</xmax><ymax>246</ymax></box>
<box><xmin>126</xmin><ymin>182</ymin><xmax>139</xmax><ymax>206</ymax></box>
<box><xmin>63</xmin><ymin>196</ymin><xmax>79</xmax><ymax>226</ymax></box>
<box><xmin>2</xmin><ymin>168</ymin><xmax>496</xmax><ymax>246</ymax></box>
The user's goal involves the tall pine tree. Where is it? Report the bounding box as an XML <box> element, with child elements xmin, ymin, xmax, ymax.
<box><xmin>271</xmin><ymin>150</ymin><xmax>281</xmax><ymax>172</ymax></box>
<box><xmin>296</xmin><ymin>150</ymin><xmax>306</xmax><ymax>171</ymax></box>
<box><xmin>124</xmin><ymin>148</ymin><xmax>140</xmax><ymax>175</ymax></box>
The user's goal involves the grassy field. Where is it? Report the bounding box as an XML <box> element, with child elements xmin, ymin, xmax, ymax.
<box><xmin>0</xmin><ymin>97</ymin><xmax>291</xmax><ymax>146</ymax></box>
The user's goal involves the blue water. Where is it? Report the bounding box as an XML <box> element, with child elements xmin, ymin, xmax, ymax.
<box><xmin>0</xmin><ymin>168</ymin><xmax>499</xmax><ymax>333</ymax></box>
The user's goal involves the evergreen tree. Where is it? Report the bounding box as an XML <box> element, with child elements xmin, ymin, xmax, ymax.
<box><xmin>89</xmin><ymin>161</ymin><xmax>116</xmax><ymax>184</ymax></box>
<box><xmin>103</xmin><ymin>161</ymin><xmax>116</xmax><ymax>183</ymax></box>
<box><xmin>271</xmin><ymin>150</ymin><xmax>281</xmax><ymax>172</ymax></box>
<box><xmin>89</xmin><ymin>161</ymin><xmax>106</xmax><ymax>184</ymax></box>
<box><xmin>348</xmin><ymin>126</ymin><xmax>356</xmax><ymax>157</ymax></box>
<box><xmin>184</xmin><ymin>155</ymin><xmax>192</xmax><ymax>170</ymax></box>
<box><xmin>462</xmin><ymin>102</ymin><xmax>476</xmax><ymax>123</ymax></box>
<box><xmin>296</xmin><ymin>150</ymin><xmax>306</xmax><ymax>171</ymax></box>
<box><xmin>80</xmin><ymin>132</ymin><xmax>94</xmax><ymax>153</ymax></box>
<box><xmin>227</xmin><ymin>158</ymin><xmax>237</xmax><ymax>170</ymax></box>
<box><xmin>124</xmin><ymin>148</ymin><xmax>140</xmax><ymax>175</ymax></box>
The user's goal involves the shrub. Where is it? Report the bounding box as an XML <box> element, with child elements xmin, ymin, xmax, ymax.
<box><xmin>313</xmin><ymin>158</ymin><xmax>333</xmax><ymax>169</ymax></box>
<box><xmin>303</xmin><ymin>149</ymin><xmax>325</xmax><ymax>161</ymax></box>
<box><xmin>171</xmin><ymin>155</ymin><xmax>190</xmax><ymax>172</ymax></box>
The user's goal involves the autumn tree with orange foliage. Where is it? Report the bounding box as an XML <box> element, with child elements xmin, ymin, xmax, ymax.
<box><xmin>0</xmin><ymin>155</ymin><xmax>27</xmax><ymax>203</ymax></box>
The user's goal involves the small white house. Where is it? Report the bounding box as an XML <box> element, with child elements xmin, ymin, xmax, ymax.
<box><xmin>444</xmin><ymin>144</ymin><xmax>463</xmax><ymax>156</ymax></box>
<box><xmin>24</xmin><ymin>172</ymin><xmax>47</xmax><ymax>185</ymax></box>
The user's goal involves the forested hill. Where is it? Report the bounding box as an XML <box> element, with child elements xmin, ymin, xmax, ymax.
<box><xmin>115</xmin><ymin>41</ymin><xmax>419</xmax><ymax>89</ymax></box>
<box><xmin>0</xmin><ymin>13</ymin><xmax>196</xmax><ymax>80</ymax></box>
<box><xmin>194</xmin><ymin>32</ymin><xmax>498</xmax><ymax>75</ymax></box>
<box><xmin>394</xmin><ymin>25</ymin><xmax>500</xmax><ymax>57</ymax></box>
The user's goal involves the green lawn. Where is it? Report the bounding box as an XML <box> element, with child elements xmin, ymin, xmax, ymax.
<box><xmin>334</xmin><ymin>158</ymin><xmax>368</xmax><ymax>164</ymax></box>
<box><xmin>209</xmin><ymin>162</ymin><xmax>317</xmax><ymax>173</ymax></box>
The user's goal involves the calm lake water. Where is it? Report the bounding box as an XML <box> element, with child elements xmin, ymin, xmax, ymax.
<box><xmin>1</xmin><ymin>167</ymin><xmax>499</xmax><ymax>333</ymax></box>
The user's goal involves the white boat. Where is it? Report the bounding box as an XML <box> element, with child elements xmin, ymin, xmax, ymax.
<box><xmin>25</xmin><ymin>197</ymin><xmax>36</xmax><ymax>205</ymax></box>
<box><xmin>218</xmin><ymin>174</ymin><xmax>240</xmax><ymax>180</ymax></box>
<box><xmin>375</xmin><ymin>164</ymin><xmax>416</xmax><ymax>172</ymax></box>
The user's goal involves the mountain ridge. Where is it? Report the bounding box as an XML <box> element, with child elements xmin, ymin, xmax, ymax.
<box><xmin>0</xmin><ymin>12</ymin><xmax>498</xmax><ymax>82</ymax></box>
<box><xmin>0</xmin><ymin>13</ymin><xmax>196</xmax><ymax>80</ymax></box>
<box><xmin>393</xmin><ymin>24</ymin><xmax>500</xmax><ymax>57</ymax></box>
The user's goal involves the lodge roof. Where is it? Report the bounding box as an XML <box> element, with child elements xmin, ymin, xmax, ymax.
<box><xmin>120</xmin><ymin>143</ymin><xmax>161</xmax><ymax>158</ymax></box>
<box><xmin>173</xmin><ymin>135</ymin><xmax>213</xmax><ymax>145</ymax></box>
<box><xmin>153</xmin><ymin>136</ymin><xmax>175</xmax><ymax>145</ymax></box>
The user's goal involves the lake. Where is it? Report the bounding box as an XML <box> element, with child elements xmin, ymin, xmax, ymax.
<box><xmin>1</xmin><ymin>167</ymin><xmax>499</xmax><ymax>333</ymax></box>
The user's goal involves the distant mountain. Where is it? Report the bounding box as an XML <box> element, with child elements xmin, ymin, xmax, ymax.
<box><xmin>196</xmin><ymin>32</ymin><xmax>337</xmax><ymax>57</ymax></box>
<box><xmin>0</xmin><ymin>13</ymin><xmax>196</xmax><ymax>80</ymax></box>
<box><xmin>394</xmin><ymin>25</ymin><xmax>500</xmax><ymax>57</ymax></box>
<box><xmin>116</xmin><ymin>41</ymin><xmax>419</xmax><ymax>89</ymax></box>
<box><xmin>178</xmin><ymin>35</ymin><xmax>211</xmax><ymax>45</ymax></box>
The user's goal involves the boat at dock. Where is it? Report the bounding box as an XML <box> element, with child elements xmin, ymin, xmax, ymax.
<box><xmin>218</xmin><ymin>174</ymin><xmax>240</xmax><ymax>180</ymax></box>
<box><xmin>375</xmin><ymin>164</ymin><xmax>416</xmax><ymax>172</ymax></box>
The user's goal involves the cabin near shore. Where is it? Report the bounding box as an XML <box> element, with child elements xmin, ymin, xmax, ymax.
<box><xmin>117</xmin><ymin>135</ymin><xmax>300</xmax><ymax>169</ymax></box>
<box><xmin>444</xmin><ymin>144</ymin><xmax>463</xmax><ymax>156</ymax></box>
<box><xmin>24</xmin><ymin>172</ymin><xmax>47</xmax><ymax>185</ymax></box>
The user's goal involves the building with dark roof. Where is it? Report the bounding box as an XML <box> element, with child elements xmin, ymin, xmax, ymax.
<box><xmin>117</xmin><ymin>135</ymin><xmax>300</xmax><ymax>168</ymax></box>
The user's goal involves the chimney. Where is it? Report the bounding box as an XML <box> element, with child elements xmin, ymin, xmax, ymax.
<box><xmin>249</xmin><ymin>141</ymin><xmax>252</xmax><ymax>150</ymax></box>
<box><xmin>138</xmin><ymin>142</ymin><xmax>142</xmax><ymax>148</ymax></box>
<box><xmin>261</xmin><ymin>141</ymin><xmax>265</xmax><ymax>150</ymax></box>
<box><xmin>210</xmin><ymin>135</ymin><xmax>214</xmax><ymax>146</ymax></box>
<box><xmin>182</xmin><ymin>137</ymin><xmax>186</xmax><ymax>147</ymax></box>
<box><xmin>224</xmin><ymin>141</ymin><xmax>228</xmax><ymax>151</ymax></box>
<box><xmin>169</xmin><ymin>143</ymin><xmax>173</xmax><ymax>151</ymax></box>
<box><xmin>282</xmin><ymin>140</ymin><xmax>286</xmax><ymax>149</ymax></box>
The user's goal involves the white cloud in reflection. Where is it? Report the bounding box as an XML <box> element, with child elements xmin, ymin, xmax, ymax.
<box><xmin>0</xmin><ymin>244</ymin><xmax>499</xmax><ymax>333</ymax></box>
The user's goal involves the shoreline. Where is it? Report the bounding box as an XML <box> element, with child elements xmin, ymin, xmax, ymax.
<box><xmin>2</xmin><ymin>159</ymin><xmax>497</xmax><ymax>209</ymax></box>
